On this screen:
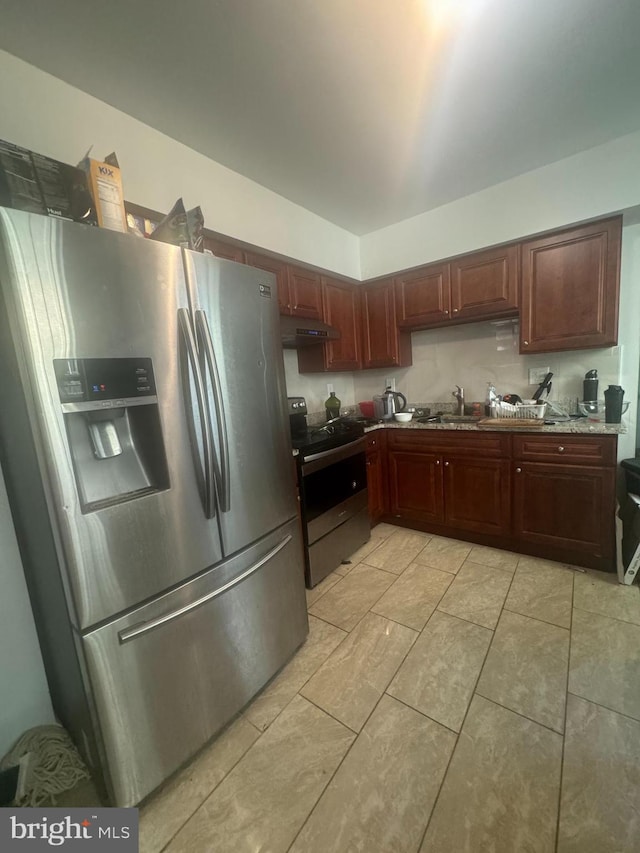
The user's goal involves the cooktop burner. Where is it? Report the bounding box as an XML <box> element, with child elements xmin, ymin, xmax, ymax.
<box><xmin>288</xmin><ymin>396</ymin><xmax>367</xmax><ymax>459</ymax></box>
<box><xmin>291</xmin><ymin>420</ymin><xmax>365</xmax><ymax>457</ymax></box>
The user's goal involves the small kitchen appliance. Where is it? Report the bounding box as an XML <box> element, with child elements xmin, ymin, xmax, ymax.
<box><xmin>373</xmin><ymin>386</ymin><xmax>407</xmax><ymax>420</ymax></box>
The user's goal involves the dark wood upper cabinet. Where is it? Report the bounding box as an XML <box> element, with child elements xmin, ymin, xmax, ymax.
<box><xmin>202</xmin><ymin>235</ymin><xmax>245</xmax><ymax>263</ymax></box>
<box><xmin>519</xmin><ymin>217</ymin><xmax>621</xmax><ymax>353</ymax></box>
<box><xmin>287</xmin><ymin>266</ymin><xmax>323</xmax><ymax>319</ymax></box>
<box><xmin>296</xmin><ymin>277</ymin><xmax>363</xmax><ymax>372</ymax></box>
<box><xmin>244</xmin><ymin>251</ymin><xmax>290</xmax><ymax>314</ymax></box>
<box><xmin>322</xmin><ymin>278</ymin><xmax>362</xmax><ymax>371</ymax></box>
<box><xmin>450</xmin><ymin>244</ymin><xmax>518</xmax><ymax>320</ymax></box>
<box><xmin>361</xmin><ymin>279</ymin><xmax>412</xmax><ymax>369</ymax></box>
<box><xmin>395</xmin><ymin>262</ymin><xmax>451</xmax><ymax>327</ymax></box>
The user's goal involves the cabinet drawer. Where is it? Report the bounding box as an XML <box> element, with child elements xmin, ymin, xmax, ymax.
<box><xmin>387</xmin><ymin>429</ymin><xmax>508</xmax><ymax>458</ymax></box>
<box><xmin>512</xmin><ymin>434</ymin><xmax>616</xmax><ymax>466</ymax></box>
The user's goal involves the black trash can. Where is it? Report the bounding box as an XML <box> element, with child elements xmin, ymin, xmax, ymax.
<box><xmin>618</xmin><ymin>459</ymin><xmax>640</xmax><ymax>583</ymax></box>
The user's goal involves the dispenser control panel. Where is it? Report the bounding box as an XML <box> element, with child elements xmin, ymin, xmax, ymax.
<box><xmin>54</xmin><ymin>358</ymin><xmax>157</xmax><ymax>404</ymax></box>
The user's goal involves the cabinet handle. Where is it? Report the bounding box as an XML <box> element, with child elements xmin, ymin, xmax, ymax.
<box><xmin>444</xmin><ymin>461</ymin><xmax>450</xmax><ymax>466</ymax></box>
<box><xmin>435</xmin><ymin>459</ymin><xmax>441</xmax><ymax>465</ymax></box>
<box><xmin>515</xmin><ymin>467</ymin><xmax>522</xmax><ymax>473</ymax></box>
<box><xmin>558</xmin><ymin>446</ymin><xmax>565</xmax><ymax>453</ymax></box>
<box><xmin>453</xmin><ymin>308</ymin><xmax>459</xmax><ymax>313</ymax></box>
<box><xmin>523</xmin><ymin>341</ymin><xmax>529</xmax><ymax>346</ymax></box>
<box><xmin>366</xmin><ymin>461</ymin><xmax>371</xmax><ymax>467</ymax></box>
<box><xmin>444</xmin><ymin>310</ymin><xmax>449</xmax><ymax>315</ymax></box>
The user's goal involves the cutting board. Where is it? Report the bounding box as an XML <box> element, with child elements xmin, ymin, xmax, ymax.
<box><xmin>477</xmin><ymin>417</ymin><xmax>545</xmax><ymax>428</ymax></box>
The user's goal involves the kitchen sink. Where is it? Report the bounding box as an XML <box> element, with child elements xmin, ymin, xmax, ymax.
<box><xmin>416</xmin><ymin>415</ymin><xmax>482</xmax><ymax>424</ymax></box>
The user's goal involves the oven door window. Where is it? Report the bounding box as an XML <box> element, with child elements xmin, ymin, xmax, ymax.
<box><xmin>301</xmin><ymin>452</ymin><xmax>367</xmax><ymax>523</ymax></box>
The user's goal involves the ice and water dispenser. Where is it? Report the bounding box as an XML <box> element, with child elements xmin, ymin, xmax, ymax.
<box><xmin>54</xmin><ymin>358</ymin><xmax>169</xmax><ymax>512</ymax></box>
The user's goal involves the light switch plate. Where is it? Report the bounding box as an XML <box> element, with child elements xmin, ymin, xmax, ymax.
<box><xmin>385</xmin><ymin>376</ymin><xmax>396</xmax><ymax>391</ymax></box>
<box><xmin>326</xmin><ymin>383</ymin><xmax>334</xmax><ymax>395</ymax></box>
<box><xmin>528</xmin><ymin>367</ymin><xmax>550</xmax><ymax>385</ymax></box>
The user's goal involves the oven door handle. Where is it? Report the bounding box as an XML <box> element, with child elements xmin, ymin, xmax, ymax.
<box><xmin>302</xmin><ymin>437</ymin><xmax>366</xmax><ymax>475</ymax></box>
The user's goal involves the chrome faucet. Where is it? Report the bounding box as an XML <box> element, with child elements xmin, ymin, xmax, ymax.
<box><xmin>452</xmin><ymin>385</ymin><xmax>465</xmax><ymax>416</ymax></box>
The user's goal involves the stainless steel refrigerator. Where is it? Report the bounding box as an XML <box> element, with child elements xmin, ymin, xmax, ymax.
<box><xmin>0</xmin><ymin>207</ymin><xmax>308</xmax><ymax>807</ymax></box>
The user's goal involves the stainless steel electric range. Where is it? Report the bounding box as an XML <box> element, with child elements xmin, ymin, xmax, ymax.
<box><xmin>288</xmin><ymin>397</ymin><xmax>371</xmax><ymax>587</ymax></box>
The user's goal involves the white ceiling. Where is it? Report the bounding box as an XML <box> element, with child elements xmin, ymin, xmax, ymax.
<box><xmin>2</xmin><ymin>0</ymin><xmax>640</xmax><ymax>235</ymax></box>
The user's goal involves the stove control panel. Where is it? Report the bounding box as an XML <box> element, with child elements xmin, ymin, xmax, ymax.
<box><xmin>287</xmin><ymin>396</ymin><xmax>307</xmax><ymax>415</ymax></box>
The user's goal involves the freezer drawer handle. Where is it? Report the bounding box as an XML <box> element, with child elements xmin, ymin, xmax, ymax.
<box><xmin>196</xmin><ymin>309</ymin><xmax>231</xmax><ymax>513</ymax></box>
<box><xmin>117</xmin><ymin>534</ymin><xmax>293</xmax><ymax>644</ymax></box>
<box><xmin>178</xmin><ymin>308</ymin><xmax>216</xmax><ymax>519</ymax></box>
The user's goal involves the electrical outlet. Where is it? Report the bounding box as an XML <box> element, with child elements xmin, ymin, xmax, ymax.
<box><xmin>326</xmin><ymin>383</ymin><xmax>334</xmax><ymax>395</ymax></box>
<box><xmin>528</xmin><ymin>367</ymin><xmax>550</xmax><ymax>385</ymax></box>
<box><xmin>385</xmin><ymin>376</ymin><xmax>396</xmax><ymax>391</ymax></box>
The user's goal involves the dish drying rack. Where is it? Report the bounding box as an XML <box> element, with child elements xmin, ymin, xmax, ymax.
<box><xmin>491</xmin><ymin>401</ymin><xmax>547</xmax><ymax>419</ymax></box>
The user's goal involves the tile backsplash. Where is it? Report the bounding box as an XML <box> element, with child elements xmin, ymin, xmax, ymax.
<box><xmin>282</xmin><ymin>349</ymin><xmax>356</xmax><ymax>412</ymax></box>
<box><xmin>284</xmin><ymin>319</ymin><xmax>623</xmax><ymax>418</ymax></box>
<box><xmin>352</xmin><ymin>320</ymin><xmax>622</xmax><ymax>413</ymax></box>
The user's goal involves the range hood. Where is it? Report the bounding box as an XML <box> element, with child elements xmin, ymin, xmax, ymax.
<box><xmin>280</xmin><ymin>315</ymin><xmax>340</xmax><ymax>348</ymax></box>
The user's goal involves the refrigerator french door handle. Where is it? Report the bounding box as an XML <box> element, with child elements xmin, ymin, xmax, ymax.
<box><xmin>177</xmin><ymin>308</ymin><xmax>215</xmax><ymax>519</ymax></box>
<box><xmin>195</xmin><ymin>308</ymin><xmax>231</xmax><ymax>513</ymax></box>
<box><xmin>117</xmin><ymin>533</ymin><xmax>293</xmax><ymax>643</ymax></box>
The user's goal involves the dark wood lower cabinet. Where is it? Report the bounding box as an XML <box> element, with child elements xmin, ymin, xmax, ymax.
<box><xmin>444</xmin><ymin>457</ymin><xmax>510</xmax><ymax>536</ymax></box>
<box><xmin>366</xmin><ymin>432</ymin><xmax>386</xmax><ymax>523</ymax></box>
<box><xmin>378</xmin><ymin>428</ymin><xmax>617</xmax><ymax>571</ymax></box>
<box><xmin>388</xmin><ymin>450</ymin><xmax>444</xmax><ymax>524</ymax></box>
<box><xmin>512</xmin><ymin>462</ymin><xmax>616</xmax><ymax>562</ymax></box>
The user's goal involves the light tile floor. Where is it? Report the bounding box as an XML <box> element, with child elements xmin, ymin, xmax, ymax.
<box><xmin>140</xmin><ymin>523</ymin><xmax>640</xmax><ymax>853</ymax></box>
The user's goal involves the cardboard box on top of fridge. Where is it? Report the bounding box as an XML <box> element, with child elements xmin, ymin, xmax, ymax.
<box><xmin>0</xmin><ymin>137</ymin><xmax>97</xmax><ymax>225</ymax></box>
<box><xmin>78</xmin><ymin>149</ymin><xmax>127</xmax><ymax>232</ymax></box>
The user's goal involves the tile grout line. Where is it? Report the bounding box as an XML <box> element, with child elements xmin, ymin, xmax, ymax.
<box><xmin>572</xmin><ymin>601</ymin><xmax>640</xmax><ymax>629</ymax></box>
<box><xmin>287</xmin><ymin>542</ymin><xmax>445</xmax><ymax>853</ymax></box>
<box><xmin>285</xmin><ymin>594</ymin><xmax>423</xmax><ymax>852</ymax></box>
<box><xmin>554</xmin><ymin>569</ymin><xmax>576</xmax><ymax>852</ymax></box>
<box><xmin>502</xmin><ymin>603</ymin><xmax>571</xmax><ymax>631</ymax></box>
<box><xmin>415</xmin><ymin>553</ymin><xmax>521</xmax><ymax>851</ymax></box>
<box><xmin>156</xmin><ymin>716</ymin><xmax>265</xmax><ymax>853</ymax></box>
<box><xmin>566</xmin><ymin>690</ymin><xmax>640</xmax><ymax>725</ymax></box>
<box><xmin>473</xmin><ymin>689</ymin><xmax>566</xmax><ymax>737</ymax></box>
<box><xmin>383</xmin><ymin>691</ymin><xmax>462</xmax><ymax>737</ymax></box>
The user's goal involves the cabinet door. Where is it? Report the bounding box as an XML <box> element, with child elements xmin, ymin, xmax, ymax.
<box><xmin>395</xmin><ymin>263</ymin><xmax>451</xmax><ymax>327</ymax></box>
<box><xmin>388</xmin><ymin>451</ymin><xmax>443</xmax><ymax>524</ymax></box>
<box><xmin>287</xmin><ymin>266</ymin><xmax>323</xmax><ymax>319</ymax></box>
<box><xmin>202</xmin><ymin>236</ymin><xmax>245</xmax><ymax>263</ymax></box>
<box><xmin>361</xmin><ymin>279</ymin><xmax>412</xmax><ymax>369</ymax></box>
<box><xmin>520</xmin><ymin>218</ymin><xmax>621</xmax><ymax>353</ymax></box>
<box><xmin>450</xmin><ymin>245</ymin><xmax>518</xmax><ymax>320</ymax></box>
<box><xmin>513</xmin><ymin>462</ymin><xmax>615</xmax><ymax>561</ymax></box>
<box><xmin>366</xmin><ymin>447</ymin><xmax>385</xmax><ymax>523</ymax></box>
<box><xmin>244</xmin><ymin>252</ymin><xmax>290</xmax><ymax>315</ymax></box>
<box><xmin>322</xmin><ymin>277</ymin><xmax>362</xmax><ymax>370</ymax></box>
<box><xmin>443</xmin><ymin>457</ymin><xmax>510</xmax><ymax>536</ymax></box>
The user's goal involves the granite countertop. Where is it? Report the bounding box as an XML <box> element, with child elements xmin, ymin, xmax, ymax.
<box><xmin>364</xmin><ymin>419</ymin><xmax>626</xmax><ymax>436</ymax></box>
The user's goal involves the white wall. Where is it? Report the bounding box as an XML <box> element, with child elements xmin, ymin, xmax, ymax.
<box><xmin>0</xmin><ymin>50</ymin><xmax>360</xmax><ymax>278</ymax></box>
<box><xmin>359</xmin><ymin>129</ymin><xmax>640</xmax><ymax>279</ymax></box>
<box><xmin>0</xmin><ymin>468</ymin><xmax>55</xmax><ymax>757</ymax></box>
